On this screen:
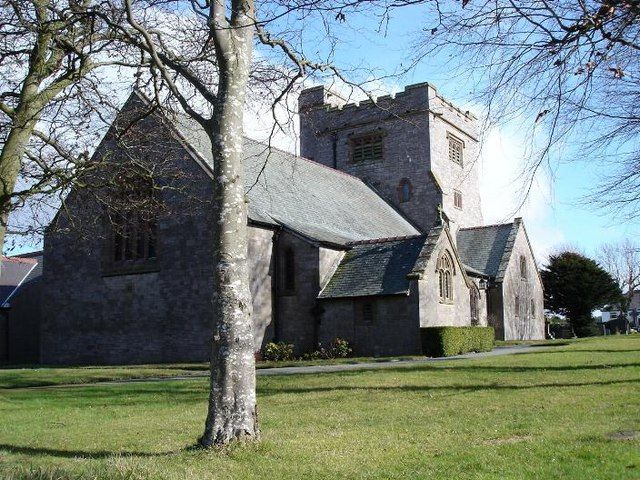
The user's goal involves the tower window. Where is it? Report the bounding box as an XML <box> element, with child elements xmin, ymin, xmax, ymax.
<box><xmin>515</xmin><ymin>295</ymin><xmax>520</xmax><ymax>317</ymax></box>
<box><xmin>448</xmin><ymin>135</ymin><xmax>464</xmax><ymax>166</ymax></box>
<box><xmin>454</xmin><ymin>190</ymin><xmax>463</xmax><ymax>209</ymax></box>
<box><xmin>531</xmin><ymin>299</ymin><xmax>535</xmax><ymax>317</ymax></box>
<box><xmin>350</xmin><ymin>132</ymin><xmax>384</xmax><ymax>163</ymax></box>
<box><xmin>398</xmin><ymin>178</ymin><xmax>413</xmax><ymax>203</ymax></box>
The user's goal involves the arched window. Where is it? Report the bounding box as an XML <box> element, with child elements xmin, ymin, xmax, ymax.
<box><xmin>515</xmin><ymin>295</ymin><xmax>520</xmax><ymax>317</ymax></box>
<box><xmin>520</xmin><ymin>255</ymin><xmax>527</xmax><ymax>279</ymax></box>
<box><xmin>437</xmin><ymin>250</ymin><xmax>455</xmax><ymax>303</ymax></box>
<box><xmin>398</xmin><ymin>178</ymin><xmax>413</xmax><ymax>203</ymax></box>
<box><xmin>530</xmin><ymin>299</ymin><xmax>535</xmax><ymax>318</ymax></box>
<box><xmin>470</xmin><ymin>287</ymin><xmax>480</xmax><ymax>326</ymax></box>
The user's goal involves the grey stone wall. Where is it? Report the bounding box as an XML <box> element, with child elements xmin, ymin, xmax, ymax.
<box><xmin>41</xmin><ymin>109</ymin><xmax>275</xmax><ymax>365</ymax></box>
<box><xmin>487</xmin><ymin>286</ymin><xmax>505</xmax><ymax>340</ymax></box>
<box><xmin>299</xmin><ymin>82</ymin><xmax>483</xmax><ymax>234</ymax></box>
<box><xmin>7</xmin><ymin>279</ymin><xmax>42</xmax><ymax>363</ymax></box>
<box><xmin>299</xmin><ymin>84</ymin><xmax>441</xmax><ymax>232</ymax></box>
<box><xmin>318</xmin><ymin>287</ymin><xmax>421</xmax><ymax>356</ymax></box>
<box><xmin>0</xmin><ymin>312</ymin><xmax>6</xmax><ymax>361</ymax></box>
<box><xmin>319</xmin><ymin>247</ymin><xmax>344</xmax><ymax>290</ymax></box>
<box><xmin>427</xmin><ymin>91</ymin><xmax>483</xmax><ymax>232</ymax></box>
<box><xmin>417</xmin><ymin>229</ymin><xmax>476</xmax><ymax>327</ymax></box>
<box><xmin>273</xmin><ymin>231</ymin><xmax>323</xmax><ymax>354</ymax></box>
<box><xmin>499</xmin><ymin>221</ymin><xmax>545</xmax><ymax>340</ymax></box>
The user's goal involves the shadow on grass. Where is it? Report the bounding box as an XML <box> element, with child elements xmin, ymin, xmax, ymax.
<box><xmin>257</xmin><ymin>377</ymin><xmax>640</xmax><ymax>398</ymax></box>
<box><xmin>0</xmin><ymin>443</ymin><xmax>184</xmax><ymax>459</ymax></box>
<box><xmin>413</xmin><ymin>362</ymin><xmax>640</xmax><ymax>374</ymax></box>
<box><xmin>526</xmin><ymin>342</ymin><xmax>571</xmax><ymax>347</ymax></box>
<box><xmin>516</xmin><ymin>348</ymin><xmax>640</xmax><ymax>354</ymax></box>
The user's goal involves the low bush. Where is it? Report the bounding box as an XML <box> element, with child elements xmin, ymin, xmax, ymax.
<box><xmin>301</xmin><ymin>337</ymin><xmax>353</xmax><ymax>360</ymax></box>
<box><xmin>329</xmin><ymin>337</ymin><xmax>353</xmax><ymax>358</ymax></box>
<box><xmin>420</xmin><ymin>326</ymin><xmax>494</xmax><ymax>357</ymax></box>
<box><xmin>262</xmin><ymin>341</ymin><xmax>295</xmax><ymax>362</ymax></box>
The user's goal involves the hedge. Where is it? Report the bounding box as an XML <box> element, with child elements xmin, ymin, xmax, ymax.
<box><xmin>420</xmin><ymin>326</ymin><xmax>495</xmax><ymax>357</ymax></box>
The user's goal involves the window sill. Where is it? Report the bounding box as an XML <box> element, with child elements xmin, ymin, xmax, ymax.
<box><xmin>102</xmin><ymin>260</ymin><xmax>159</xmax><ymax>277</ymax></box>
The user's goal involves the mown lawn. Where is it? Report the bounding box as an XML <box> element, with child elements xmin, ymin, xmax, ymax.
<box><xmin>0</xmin><ymin>356</ymin><xmax>432</xmax><ymax>390</ymax></box>
<box><xmin>0</xmin><ymin>335</ymin><xmax>638</xmax><ymax>480</ymax></box>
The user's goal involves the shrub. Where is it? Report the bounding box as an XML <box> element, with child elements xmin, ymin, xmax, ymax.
<box><xmin>262</xmin><ymin>341</ymin><xmax>295</xmax><ymax>362</ymax></box>
<box><xmin>420</xmin><ymin>326</ymin><xmax>494</xmax><ymax>357</ymax></box>
<box><xmin>302</xmin><ymin>337</ymin><xmax>353</xmax><ymax>360</ymax></box>
<box><xmin>329</xmin><ymin>337</ymin><xmax>353</xmax><ymax>358</ymax></box>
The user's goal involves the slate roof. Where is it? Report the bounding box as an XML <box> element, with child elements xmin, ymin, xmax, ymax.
<box><xmin>456</xmin><ymin>221</ymin><xmax>519</xmax><ymax>280</ymax></box>
<box><xmin>0</xmin><ymin>256</ymin><xmax>39</xmax><ymax>306</ymax></box>
<box><xmin>169</xmin><ymin>113</ymin><xmax>419</xmax><ymax>246</ymax></box>
<box><xmin>318</xmin><ymin>235</ymin><xmax>426</xmax><ymax>299</ymax></box>
<box><xmin>13</xmin><ymin>251</ymin><xmax>43</xmax><ymax>284</ymax></box>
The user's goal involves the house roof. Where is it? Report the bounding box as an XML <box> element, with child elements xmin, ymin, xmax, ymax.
<box><xmin>0</xmin><ymin>256</ymin><xmax>40</xmax><ymax>306</ymax></box>
<box><xmin>318</xmin><ymin>235</ymin><xmax>426</xmax><ymax>299</ymax></box>
<box><xmin>166</xmin><ymin>110</ymin><xmax>420</xmax><ymax>246</ymax></box>
<box><xmin>456</xmin><ymin>221</ymin><xmax>518</xmax><ymax>280</ymax></box>
<box><xmin>13</xmin><ymin>251</ymin><xmax>43</xmax><ymax>284</ymax></box>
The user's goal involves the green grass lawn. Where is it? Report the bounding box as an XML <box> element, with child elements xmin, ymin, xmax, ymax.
<box><xmin>0</xmin><ymin>335</ymin><xmax>638</xmax><ymax>480</ymax></box>
<box><xmin>0</xmin><ymin>355</ymin><xmax>427</xmax><ymax>390</ymax></box>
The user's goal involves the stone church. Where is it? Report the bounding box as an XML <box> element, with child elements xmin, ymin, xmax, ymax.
<box><xmin>35</xmin><ymin>82</ymin><xmax>544</xmax><ymax>365</ymax></box>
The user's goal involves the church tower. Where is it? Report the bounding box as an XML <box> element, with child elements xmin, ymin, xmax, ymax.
<box><xmin>298</xmin><ymin>82</ymin><xmax>483</xmax><ymax>233</ymax></box>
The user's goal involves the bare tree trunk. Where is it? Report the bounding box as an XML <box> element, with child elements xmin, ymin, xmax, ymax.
<box><xmin>0</xmin><ymin>0</ymin><xmax>97</xmax><ymax>253</ymax></box>
<box><xmin>199</xmin><ymin>1</ymin><xmax>258</xmax><ymax>446</ymax></box>
<box><xmin>0</xmin><ymin>94</ymin><xmax>42</xmax><ymax>251</ymax></box>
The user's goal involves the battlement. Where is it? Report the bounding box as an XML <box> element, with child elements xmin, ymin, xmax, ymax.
<box><xmin>299</xmin><ymin>82</ymin><xmax>477</xmax><ymax>121</ymax></box>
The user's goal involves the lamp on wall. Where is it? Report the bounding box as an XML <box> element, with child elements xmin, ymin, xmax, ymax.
<box><xmin>478</xmin><ymin>278</ymin><xmax>488</xmax><ymax>290</ymax></box>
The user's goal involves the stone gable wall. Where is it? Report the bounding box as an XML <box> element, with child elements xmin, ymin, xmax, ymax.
<box><xmin>417</xmin><ymin>230</ymin><xmax>476</xmax><ymax>327</ymax></box>
<box><xmin>41</xmin><ymin>110</ymin><xmax>275</xmax><ymax>365</ymax></box>
<box><xmin>499</xmin><ymin>224</ymin><xmax>545</xmax><ymax>340</ymax></box>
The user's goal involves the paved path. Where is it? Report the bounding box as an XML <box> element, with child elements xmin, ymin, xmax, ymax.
<box><xmin>11</xmin><ymin>344</ymin><xmax>541</xmax><ymax>390</ymax></box>
<box><xmin>255</xmin><ymin>344</ymin><xmax>537</xmax><ymax>376</ymax></box>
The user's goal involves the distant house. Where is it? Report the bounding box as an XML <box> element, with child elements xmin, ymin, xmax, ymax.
<box><xmin>600</xmin><ymin>290</ymin><xmax>640</xmax><ymax>332</ymax></box>
<box><xmin>0</xmin><ymin>253</ymin><xmax>42</xmax><ymax>363</ymax></box>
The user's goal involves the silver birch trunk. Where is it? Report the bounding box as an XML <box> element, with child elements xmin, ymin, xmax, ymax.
<box><xmin>199</xmin><ymin>1</ymin><xmax>258</xmax><ymax>446</ymax></box>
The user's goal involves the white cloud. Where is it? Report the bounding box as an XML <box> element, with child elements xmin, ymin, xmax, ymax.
<box><xmin>479</xmin><ymin>124</ymin><xmax>565</xmax><ymax>264</ymax></box>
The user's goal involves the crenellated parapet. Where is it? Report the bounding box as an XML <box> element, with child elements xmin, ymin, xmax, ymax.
<box><xmin>298</xmin><ymin>81</ymin><xmax>483</xmax><ymax>233</ymax></box>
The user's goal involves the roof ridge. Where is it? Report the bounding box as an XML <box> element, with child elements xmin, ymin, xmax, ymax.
<box><xmin>459</xmin><ymin>221</ymin><xmax>515</xmax><ymax>231</ymax></box>
<box><xmin>2</xmin><ymin>256</ymin><xmax>37</xmax><ymax>264</ymax></box>
<box><xmin>10</xmin><ymin>250</ymin><xmax>43</xmax><ymax>258</ymax></box>
<box><xmin>168</xmin><ymin>108</ymin><xmax>361</xmax><ymax>183</ymax></box>
<box><xmin>347</xmin><ymin>234</ymin><xmax>424</xmax><ymax>246</ymax></box>
<box><xmin>241</xmin><ymin>137</ymin><xmax>362</xmax><ymax>182</ymax></box>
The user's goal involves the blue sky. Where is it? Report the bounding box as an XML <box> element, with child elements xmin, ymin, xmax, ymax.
<box><xmin>299</xmin><ymin>4</ymin><xmax>639</xmax><ymax>262</ymax></box>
